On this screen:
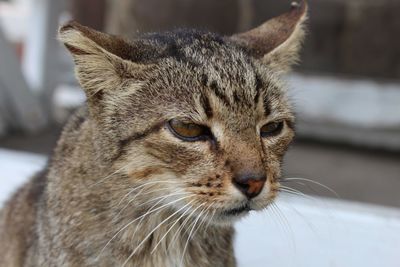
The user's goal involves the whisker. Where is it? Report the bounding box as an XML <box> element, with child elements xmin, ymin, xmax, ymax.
<box><xmin>279</xmin><ymin>186</ymin><xmax>337</xmax><ymax>229</ymax></box>
<box><xmin>169</xmin><ymin>202</ymin><xmax>203</xmax><ymax>249</ymax></box>
<box><xmin>117</xmin><ymin>180</ymin><xmax>180</xmax><ymax>206</ymax></box>
<box><xmin>277</xmin><ymin>183</ymin><xmax>338</xmax><ymax>249</ymax></box>
<box><xmin>279</xmin><ymin>188</ymin><xmax>312</xmax><ymax>201</ymax></box>
<box><xmin>126</xmin><ymin>192</ymin><xmax>191</xmax><ymax>245</ymax></box>
<box><xmin>276</xmin><ymin>201</ymin><xmax>319</xmax><ymax>239</ymax></box>
<box><xmin>272</xmin><ymin>202</ymin><xmax>296</xmax><ymax>252</ymax></box>
<box><xmin>150</xmin><ymin>200</ymin><xmax>195</xmax><ymax>254</ymax></box>
<box><xmin>281</xmin><ymin>177</ymin><xmax>339</xmax><ymax>198</ymax></box>
<box><xmin>121</xmin><ymin>200</ymin><xmax>197</xmax><ymax>267</ymax></box>
<box><xmin>195</xmin><ymin>204</ymin><xmax>213</xmax><ymax>233</ymax></box>
<box><xmin>180</xmin><ymin>204</ymin><xmax>212</xmax><ymax>245</ymax></box>
<box><xmin>282</xmin><ymin>180</ymin><xmax>320</xmax><ymax>196</ymax></box>
<box><xmin>179</xmin><ymin>204</ymin><xmax>206</xmax><ymax>267</ymax></box>
<box><xmin>97</xmin><ymin>194</ymin><xmax>192</xmax><ymax>260</ymax></box>
<box><xmin>204</xmin><ymin>209</ymin><xmax>216</xmax><ymax>232</ymax></box>
<box><xmin>279</xmin><ymin>186</ymin><xmax>315</xmax><ymax>201</ymax></box>
<box><xmin>90</xmin><ymin>163</ymin><xmax>132</xmax><ymax>187</ymax></box>
<box><xmin>117</xmin><ymin>190</ymin><xmax>187</xmax><ymax>218</ymax></box>
<box><xmin>268</xmin><ymin>202</ymin><xmax>295</xmax><ymax>251</ymax></box>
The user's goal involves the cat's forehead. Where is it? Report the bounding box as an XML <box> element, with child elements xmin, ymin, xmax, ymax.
<box><xmin>141</xmin><ymin>29</ymin><xmax>273</xmax><ymax>102</ymax></box>
<box><xmin>125</xmin><ymin>30</ymin><xmax>290</xmax><ymax>129</ymax></box>
<box><xmin>137</xmin><ymin>30</ymin><xmax>254</xmax><ymax>69</ymax></box>
<box><xmin>144</xmin><ymin>59</ymin><xmax>286</xmax><ymax>128</ymax></box>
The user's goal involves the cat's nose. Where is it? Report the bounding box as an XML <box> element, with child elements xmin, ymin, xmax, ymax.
<box><xmin>233</xmin><ymin>173</ymin><xmax>266</xmax><ymax>199</ymax></box>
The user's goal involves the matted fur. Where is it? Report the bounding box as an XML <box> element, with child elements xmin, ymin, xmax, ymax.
<box><xmin>0</xmin><ymin>1</ymin><xmax>307</xmax><ymax>266</ymax></box>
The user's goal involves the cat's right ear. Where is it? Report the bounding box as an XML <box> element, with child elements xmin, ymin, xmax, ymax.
<box><xmin>58</xmin><ymin>21</ymin><xmax>145</xmax><ymax>98</ymax></box>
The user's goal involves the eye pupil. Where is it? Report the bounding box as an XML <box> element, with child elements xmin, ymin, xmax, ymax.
<box><xmin>168</xmin><ymin>119</ymin><xmax>210</xmax><ymax>141</ymax></box>
<box><xmin>260</xmin><ymin>121</ymin><xmax>284</xmax><ymax>137</ymax></box>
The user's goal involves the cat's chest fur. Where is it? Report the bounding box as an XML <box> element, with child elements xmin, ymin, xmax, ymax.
<box><xmin>110</xmin><ymin>227</ymin><xmax>234</xmax><ymax>267</ymax></box>
<box><xmin>93</xmin><ymin>212</ymin><xmax>235</xmax><ymax>267</ymax></box>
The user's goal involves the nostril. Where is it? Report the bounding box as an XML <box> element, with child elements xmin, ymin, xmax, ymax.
<box><xmin>233</xmin><ymin>174</ymin><xmax>266</xmax><ymax>199</ymax></box>
<box><xmin>233</xmin><ymin>179</ymin><xmax>250</xmax><ymax>193</ymax></box>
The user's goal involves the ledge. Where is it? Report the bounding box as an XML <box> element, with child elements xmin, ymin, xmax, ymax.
<box><xmin>288</xmin><ymin>73</ymin><xmax>400</xmax><ymax>150</ymax></box>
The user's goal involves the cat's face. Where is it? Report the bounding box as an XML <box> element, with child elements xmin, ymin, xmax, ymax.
<box><xmin>114</xmin><ymin>52</ymin><xmax>294</xmax><ymax>223</ymax></box>
<box><xmin>59</xmin><ymin>1</ymin><xmax>306</xmax><ymax>224</ymax></box>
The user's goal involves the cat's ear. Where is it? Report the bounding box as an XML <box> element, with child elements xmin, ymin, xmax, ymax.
<box><xmin>230</xmin><ymin>0</ymin><xmax>307</xmax><ymax>74</ymax></box>
<box><xmin>58</xmin><ymin>21</ymin><xmax>142</xmax><ymax>98</ymax></box>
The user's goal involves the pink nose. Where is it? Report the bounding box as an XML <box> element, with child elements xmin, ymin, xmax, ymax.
<box><xmin>233</xmin><ymin>174</ymin><xmax>266</xmax><ymax>198</ymax></box>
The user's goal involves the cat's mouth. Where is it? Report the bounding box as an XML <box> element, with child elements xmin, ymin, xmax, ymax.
<box><xmin>222</xmin><ymin>203</ymin><xmax>252</xmax><ymax>217</ymax></box>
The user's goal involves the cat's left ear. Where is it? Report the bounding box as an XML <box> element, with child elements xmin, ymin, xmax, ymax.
<box><xmin>230</xmin><ymin>0</ymin><xmax>308</xmax><ymax>74</ymax></box>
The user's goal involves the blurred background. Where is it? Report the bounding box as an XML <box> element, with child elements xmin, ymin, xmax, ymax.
<box><xmin>0</xmin><ymin>0</ymin><xmax>399</xmax><ymax>209</ymax></box>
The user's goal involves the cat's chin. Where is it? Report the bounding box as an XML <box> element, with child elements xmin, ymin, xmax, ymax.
<box><xmin>209</xmin><ymin>200</ymin><xmax>273</xmax><ymax>225</ymax></box>
<box><xmin>209</xmin><ymin>203</ymin><xmax>253</xmax><ymax>226</ymax></box>
<box><xmin>223</xmin><ymin>203</ymin><xmax>251</xmax><ymax>217</ymax></box>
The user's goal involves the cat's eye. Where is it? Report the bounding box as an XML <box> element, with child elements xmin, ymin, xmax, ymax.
<box><xmin>260</xmin><ymin>121</ymin><xmax>284</xmax><ymax>137</ymax></box>
<box><xmin>167</xmin><ymin>119</ymin><xmax>211</xmax><ymax>141</ymax></box>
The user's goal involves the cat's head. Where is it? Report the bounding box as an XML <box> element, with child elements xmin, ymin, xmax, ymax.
<box><xmin>59</xmin><ymin>1</ymin><xmax>307</xmax><ymax>224</ymax></box>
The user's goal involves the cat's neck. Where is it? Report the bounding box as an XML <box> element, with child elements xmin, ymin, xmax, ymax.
<box><xmin>104</xmin><ymin>210</ymin><xmax>235</xmax><ymax>267</ymax></box>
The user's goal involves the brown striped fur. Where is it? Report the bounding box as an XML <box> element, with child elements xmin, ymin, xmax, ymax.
<box><xmin>0</xmin><ymin>1</ymin><xmax>307</xmax><ymax>266</ymax></box>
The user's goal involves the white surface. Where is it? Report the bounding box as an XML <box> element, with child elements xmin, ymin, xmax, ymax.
<box><xmin>287</xmin><ymin>74</ymin><xmax>400</xmax><ymax>149</ymax></box>
<box><xmin>235</xmin><ymin>197</ymin><xmax>400</xmax><ymax>267</ymax></box>
<box><xmin>288</xmin><ymin>74</ymin><xmax>400</xmax><ymax>128</ymax></box>
<box><xmin>0</xmin><ymin>149</ymin><xmax>46</xmax><ymax>206</ymax></box>
<box><xmin>1</xmin><ymin>149</ymin><xmax>400</xmax><ymax>267</ymax></box>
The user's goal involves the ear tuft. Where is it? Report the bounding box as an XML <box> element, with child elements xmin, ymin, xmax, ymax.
<box><xmin>59</xmin><ymin>20</ymin><xmax>81</xmax><ymax>33</ymax></box>
<box><xmin>231</xmin><ymin>0</ymin><xmax>308</xmax><ymax>73</ymax></box>
<box><xmin>58</xmin><ymin>21</ymin><xmax>108</xmax><ymax>56</ymax></box>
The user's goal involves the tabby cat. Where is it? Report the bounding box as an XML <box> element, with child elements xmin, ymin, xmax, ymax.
<box><xmin>0</xmin><ymin>1</ymin><xmax>307</xmax><ymax>266</ymax></box>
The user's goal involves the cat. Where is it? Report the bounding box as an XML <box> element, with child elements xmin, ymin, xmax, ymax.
<box><xmin>0</xmin><ymin>1</ymin><xmax>307</xmax><ymax>266</ymax></box>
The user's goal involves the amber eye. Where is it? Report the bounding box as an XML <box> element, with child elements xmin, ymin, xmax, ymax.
<box><xmin>167</xmin><ymin>119</ymin><xmax>211</xmax><ymax>141</ymax></box>
<box><xmin>260</xmin><ymin>121</ymin><xmax>284</xmax><ymax>137</ymax></box>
